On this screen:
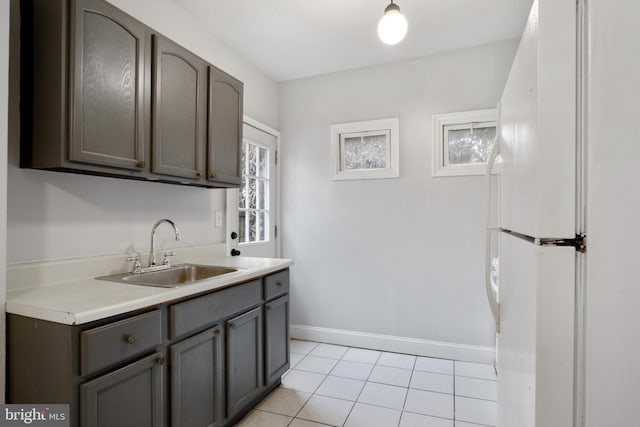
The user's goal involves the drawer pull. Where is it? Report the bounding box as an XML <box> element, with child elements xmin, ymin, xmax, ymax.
<box><xmin>276</xmin><ymin>282</ymin><xmax>282</xmax><ymax>287</ymax></box>
<box><xmin>125</xmin><ymin>334</ymin><xmax>137</xmax><ymax>344</ymax></box>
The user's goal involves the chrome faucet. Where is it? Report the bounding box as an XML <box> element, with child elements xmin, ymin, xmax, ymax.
<box><xmin>149</xmin><ymin>219</ymin><xmax>181</xmax><ymax>267</ymax></box>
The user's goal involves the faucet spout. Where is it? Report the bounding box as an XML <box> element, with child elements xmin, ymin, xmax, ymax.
<box><xmin>149</xmin><ymin>219</ymin><xmax>181</xmax><ymax>267</ymax></box>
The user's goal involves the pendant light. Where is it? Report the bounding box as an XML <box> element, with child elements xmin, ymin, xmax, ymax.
<box><xmin>377</xmin><ymin>1</ymin><xmax>408</xmax><ymax>45</ymax></box>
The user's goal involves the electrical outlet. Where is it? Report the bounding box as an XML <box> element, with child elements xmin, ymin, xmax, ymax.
<box><xmin>215</xmin><ymin>211</ymin><xmax>224</xmax><ymax>227</ymax></box>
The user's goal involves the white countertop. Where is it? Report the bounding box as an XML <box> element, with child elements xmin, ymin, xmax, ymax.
<box><xmin>7</xmin><ymin>249</ymin><xmax>293</xmax><ymax>325</ymax></box>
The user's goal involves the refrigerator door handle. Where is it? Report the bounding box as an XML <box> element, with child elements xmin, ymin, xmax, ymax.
<box><xmin>485</xmin><ymin>102</ymin><xmax>501</xmax><ymax>332</ymax></box>
<box><xmin>485</xmin><ymin>228</ymin><xmax>500</xmax><ymax>333</ymax></box>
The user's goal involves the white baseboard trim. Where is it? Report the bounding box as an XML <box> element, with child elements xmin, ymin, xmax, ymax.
<box><xmin>290</xmin><ymin>324</ymin><xmax>496</xmax><ymax>364</ymax></box>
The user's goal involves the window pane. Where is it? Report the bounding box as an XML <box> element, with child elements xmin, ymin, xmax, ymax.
<box><xmin>247</xmin><ymin>177</ymin><xmax>257</xmax><ymax>209</ymax></box>
<box><xmin>342</xmin><ymin>135</ymin><xmax>387</xmax><ymax>170</ymax></box>
<box><xmin>258</xmin><ymin>179</ymin><xmax>266</xmax><ymax>210</ymax></box>
<box><xmin>447</xmin><ymin>126</ymin><xmax>496</xmax><ymax>165</ymax></box>
<box><xmin>239</xmin><ymin>210</ymin><xmax>246</xmax><ymax>242</ymax></box>
<box><xmin>239</xmin><ymin>176</ymin><xmax>247</xmax><ymax>209</ymax></box>
<box><xmin>248</xmin><ymin>210</ymin><xmax>257</xmax><ymax>242</ymax></box>
<box><xmin>248</xmin><ymin>143</ymin><xmax>257</xmax><ymax>177</ymax></box>
<box><xmin>258</xmin><ymin>212</ymin><xmax>267</xmax><ymax>241</ymax></box>
<box><xmin>258</xmin><ymin>147</ymin><xmax>268</xmax><ymax>178</ymax></box>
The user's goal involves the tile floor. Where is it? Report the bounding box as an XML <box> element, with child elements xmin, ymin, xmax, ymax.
<box><xmin>235</xmin><ymin>340</ymin><xmax>497</xmax><ymax>427</ymax></box>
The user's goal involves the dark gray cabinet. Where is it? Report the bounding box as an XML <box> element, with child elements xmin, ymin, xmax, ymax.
<box><xmin>208</xmin><ymin>66</ymin><xmax>243</xmax><ymax>186</ymax></box>
<box><xmin>226</xmin><ymin>307</ymin><xmax>264</xmax><ymax>419</ymax></box>
<box><xmin>265</xmin><ymin>295</ymin><xmax>290</xmax><ymax>385</ymax></box>
<box><xmin>81</xmin><ymin>352</ymin><xmax>164</xmax><ymax>427</ymax></box>
<box><xmin>7</xmin><ymin>268</ymin><xmax>289</xmax><ymax>427</ymax></box>
<box><xmin>25</xmin><ymin>0</ymin><xmax>148</xmax><ymax>174</ymax></box>
<box><xmin>170</xmin><ymin>326</ymin><xmax>224</xmax><ymax>427</ymax></box>
<box><xmin>151</xmin><ymin>35</ymin><xmax>207</xmax><ymax>180</ymax></box>
<box><xmin>70</xmin><ymin>0</ymin><xmax>146</xmax><ymax>171</ymax></box>
<box><xmin>20</xmin><ymin>0</ymin><xmax>243</xmax><ymax>188</ymax></box>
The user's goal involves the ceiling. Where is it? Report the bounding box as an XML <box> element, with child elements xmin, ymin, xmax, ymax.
<box><xmin>171</xmin><ymin>0</ymin><xmax>533</xmax><ymax>82</ymax></box>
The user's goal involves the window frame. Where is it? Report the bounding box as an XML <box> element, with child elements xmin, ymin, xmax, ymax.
<box><xmin>238</xmin><ymin>139</ymin><xmax>270</xmax><ymax>245</ymax></box>
<box><xmin>432</xmin><ymin>109</ymin><xmax>497</xmax><ymax>177</ymax></box>
<box><xmin>330</xmin><ymin>118</ymin><xmax>400</xmax><ymax>181</ymax></box>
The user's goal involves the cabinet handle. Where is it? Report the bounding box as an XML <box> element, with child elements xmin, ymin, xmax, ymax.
<box><xmin>194</xmin><ymin>170</ymin><xmax>202</xmax><ymax>177</ymax></box>
<box><xmin>136</xmin><ymin>161</ymin><xmax>146</xmax><ymax>168</ymax></box>
<box><xmin>155</xmin><ymin>355</ymin><xmax>165</xmax><ymax>365</ymax></box>
<box><xmin>209</xmin><ymin>172</ymin><xmax>216</xmax><ymax>179</ymax></box>
<box><xmin>125</xmin><ymin>334</ymin><xmax>137</xmax><ymax>344</ymax></box>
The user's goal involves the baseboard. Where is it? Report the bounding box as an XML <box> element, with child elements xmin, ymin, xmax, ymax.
<box><xmin>290</xmin><ymin>324</ymin><xmax>496</xmax><ymax>364</ymax></box>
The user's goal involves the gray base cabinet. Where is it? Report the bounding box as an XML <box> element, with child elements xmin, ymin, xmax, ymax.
<box><xmin>7</xmin><ymin>268</ymin><xmax>290</xmax><ymax>427</ymax></box>
<box><xmin>81</xmin><ymin>352</ymin><xmax>165</xmax><ymax>427</ymax></box>
<box><xmin>170</xmin><ymin>326</ymin><xmax>224</xmax><ymax>427</ymax></box>
<box><xmin>226</xmin><ymin>307</ymin><xmax>264</xmax><ymax>419</ymax></box>
<box><xmin>265</xmin><ymin>295</ymin><xmax>290</xmax><ymax>384</ymax></box>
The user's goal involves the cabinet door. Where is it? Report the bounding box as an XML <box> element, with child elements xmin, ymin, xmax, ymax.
<box><xmin>265</xmin><ymin>295</ymin><xmax>290</xmax><ymax>385</ymax></box>
<box><xmin>152</xmin><ymin>35</ymin><xmax>207</xmax><ymax>180</ymax></box>
<box><xmin>170</xmin><ymin>326</ymin><xmax>224</xmax><ymax>427</ymax></box>
<box><xmin>81</xmin><ymin>352</ymin><xmax>164</xmax><ymax>427</ymax></box>
<box><xmin>208</xmin><ymin>66</ymin><xmax>243</xmax><ymax>186</ymax></box>
<box><xmin>70</xmin><ymin>0</ymin><xmax>146</xmax><ymax>171</ymax></box>
<box><xmin>226</xmin><ymin>307</ymin><xmax>264</xmax><ymax>418</ymax></box>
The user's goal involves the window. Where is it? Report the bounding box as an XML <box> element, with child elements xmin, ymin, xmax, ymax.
<box><xmin>330</xmin><ymin>118</ymin><xmax>400</xmax><ymax>180</ymax></box>
<box><xmin>239</xmin><ymin>140</ymin><xmax>269</xmax><ymax>244</ymax></box>
<box><xmin>432</xmin><ymin>109</ymin><xmax>497</xmax><ymax>177</ymax></box>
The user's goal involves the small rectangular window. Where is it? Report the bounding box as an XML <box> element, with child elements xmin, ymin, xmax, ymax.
<box><xmin>330</xmin><ymin>118</ymin><xmax>400</xmax><ymax>180</ymax></box>
<box><xmin>432</xmin><ymin>109</ymin><xmax>497</xmax><ymax>177</ymax></box>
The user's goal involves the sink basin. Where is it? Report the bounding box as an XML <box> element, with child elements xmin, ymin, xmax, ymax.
<box><xmin>97</xmin><ymin>263</ymin><xmax>240</xmax><ymax>288</ymax></box>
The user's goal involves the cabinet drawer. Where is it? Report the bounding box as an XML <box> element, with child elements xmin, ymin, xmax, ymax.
<box><xmin>169</xmin><ymin>279</ymin><xmax>261</xmax><ymax>339</ymax></box>
<box><xmin>264</xmin><ymin>270</ymin><xmax>289</xmax><ymax>301</ymax></box>
<box><xmin>81</xmin><ymin>310</ymin><xmax>162</xmax><ymax>376</ymax></box>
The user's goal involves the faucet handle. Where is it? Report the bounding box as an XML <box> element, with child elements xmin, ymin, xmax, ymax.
<box><xmin>126</xmin><ymin>256</ymin><xmax>142</xmax><ymax>274</ymax></box>
<box><xmin>162</xmin><ymin>252</ymin><xmax>176</xmax><ymax>265</ymax></box>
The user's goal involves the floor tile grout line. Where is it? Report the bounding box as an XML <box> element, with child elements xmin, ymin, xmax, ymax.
<box><xmin>337</xmin><ymin>348</ymin><xmax>383</xmax><ymax>426</ymax></box>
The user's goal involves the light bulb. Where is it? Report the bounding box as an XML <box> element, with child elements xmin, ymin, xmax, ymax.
<box><xmin>377</xmin><ymin>2</ymin><xmax>408</xmax><ymax>45</ymax></box>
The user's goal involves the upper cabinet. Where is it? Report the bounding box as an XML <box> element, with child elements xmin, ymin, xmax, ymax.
<box><xmin>70</xmin><ymin>0</ymin><xmax>146</xmax><ymax>171</ymax></box>
<box><xmin>21</xmin><ymin>0</ymin><xmax>243</xmax><ymax>188</ymax></box>
<box><xmin>208</xmin><ymin>66</ymin><xmax>243</xmax><ymax>186</ymax></box>
<box><xmin>152</xmin><ymin>35</ymin><xmax>207</xmax><ymax>181</ymax></box>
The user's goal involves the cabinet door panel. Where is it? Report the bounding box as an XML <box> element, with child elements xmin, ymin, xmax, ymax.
<box><xmin>226</xmin><ymin>307</ymin><xmax>263</xmax><ymax>418</ymax></box>
<box><xmin>152</xmin><ymin>35</ymin><xmax>206</xmax><ymax>180</ymax></box>
<box><xmin>208</xmin><ymin>66</ymin><xmax>243</xmax><ymax>185</ymax></box>
<box><xmin>81</xmin><ymin>352</ymin><xmax>164</xmax><ymax>427</ymax></box>
<box><xmin>71</xmin><ymin>0</ymin><xmax>145</xmax><ymax>170</ymax></box>
<box><xmin>171</xmin><ymin>327</ymin><xmax>224</xmax><ymax>427</ymax></box>
<box><xmin>265</xmin><ymin>295</ymin><xmax>290</xmax><ymax>385</ymax></box>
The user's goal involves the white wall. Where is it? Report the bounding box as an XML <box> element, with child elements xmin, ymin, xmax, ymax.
<box><xmin>7</xmin><ymin>0</ymin><xmax>279</xmax><ymax>263</ymax></box>
<box><xmin>279</xmin><ymin>39</ymin><xmax>518</xmax><ymax>349</ymax></box>
<box><xmin>585</xmin><ymin>1</ymin><xmax>640</xmax><ymax>425</ymax></box>
<box><xmin>0</xmin><ymin>0</ymin><xmax>10</xmax><ymax>402</ymax></box>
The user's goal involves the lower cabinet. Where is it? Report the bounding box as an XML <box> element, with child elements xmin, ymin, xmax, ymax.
<box><xmin>170</xmin><ymin>326</ymin><xmax>225</xmax><ymax>427</ymax></box>
<box><xmin>7</xmin><ymin>268</ymin><xmax>290</xmax><ymax>427</ymax></box>
<box><xmin>226</xmin><ymin>307</ymin><xmax>264</xmax><ymax>419</ymax></box>
<box><xmin>265</xmin><ymin>295</ymin><xmax>290</xmax><ymax>384</ymax></box>
<box><xmin>80</xmin><ymin>352</ymin><xmax>165</xmax><ymax>427</ymax></box>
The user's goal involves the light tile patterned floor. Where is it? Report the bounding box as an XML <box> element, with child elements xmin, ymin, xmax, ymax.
<box><xmin>236</xmin><ymin>339</ymin><xmax>497</xmax><ymax>427</ymax></box>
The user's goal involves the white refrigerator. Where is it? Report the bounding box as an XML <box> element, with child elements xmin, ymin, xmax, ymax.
<box><xmin>486</xmin><ymin>0</ymin><xmax>584</xmax><ymax>426</ymax></box>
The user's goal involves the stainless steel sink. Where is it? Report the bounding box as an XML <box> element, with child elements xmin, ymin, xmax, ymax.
<box><xmin>97</xmin><ymin>263</ymin><xmax>240</xmax><ymax>288</ymax></box>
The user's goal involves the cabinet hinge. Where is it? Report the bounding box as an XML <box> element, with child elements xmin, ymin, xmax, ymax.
<box><xmin>275</xmin><ymin>225</ymin><xmax>278</xmax><ymax>238</ymax></box>
<box><xmin>275</xmin><ymin>150</ymin><xmax>278</xmax><ymax>165</ymax></box>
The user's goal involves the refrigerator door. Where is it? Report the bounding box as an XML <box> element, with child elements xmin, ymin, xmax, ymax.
<box><xmin>498</xmin><ymin>231</ymin><xmax>575</xmax><ymax>427</ymax></box>
<box><xmin>499</xmin><ymin>0</ymin><xmax>577</xmax><ymax>239</ymax></box>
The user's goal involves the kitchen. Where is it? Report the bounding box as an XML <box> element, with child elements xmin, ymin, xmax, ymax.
<box><xmin>1</xmin><ymin>0</ymin><xmax>639</xmax><ymax>426</ymax></box>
